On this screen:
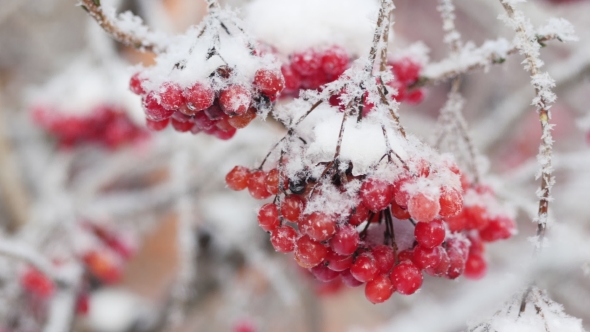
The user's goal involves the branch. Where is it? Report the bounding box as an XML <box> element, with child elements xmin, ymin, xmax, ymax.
<box><xmin>79</xmin><ymin>0</ymin><xmax>167</xmax><ymax>53</ymax></box>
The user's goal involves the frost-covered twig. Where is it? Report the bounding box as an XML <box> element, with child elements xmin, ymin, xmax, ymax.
<box><xmin>79</xmin><ymin>0</ymin><xmax>167</xmax><ymax>53</ymax></box>
<box><xmin>43</xmin><ymin>264</ymin><xmax>83</xmax><ymax>332</ymax></box>
<box><xmin>498</xmin><ymin>0</ymin><xmax>560</xmax><ymax>246</ymax></box>
<box><xmin>0</xmin><ymin>240</ymin><xmax>62</xmax><ymax>284</ymax></box>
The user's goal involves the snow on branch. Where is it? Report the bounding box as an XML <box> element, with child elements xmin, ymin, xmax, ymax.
<box><xmin>79</xmin><ymin>0</ymin><xmax>168</xmax><ymax>53</ymax></box>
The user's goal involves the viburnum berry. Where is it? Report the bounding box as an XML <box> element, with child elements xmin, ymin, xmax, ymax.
<box><xmin>439</xmin><ymin>187</ymin><xmax>463</xmax><ymax>218</ymax></box>
<box><xmin>390</xmin><ymin>201</ymin><xmax>410</xmax><ymax>219</ymax></box>
<box><xmin>360</xmin><ymin>178</ymin><xmax>394</xmax><ymax>212</ymax></box>
<box><xmin>20</xmin><ymin>268</ymin><xmax>55</xmax><ymax>298</ymax></box>
<box><xmin>253</xmin><ymin>69</ymin><xmax>285</xmax><ymax>96</ymax></box>
<box><xmin>146</xmin><ymin>118</ymin><xmax>169</xmax><ymax>131</ymax></box>
<box><xmin>82</xmin><ymin>251</ymin><xmax>122</xmax><ymax>284</ymax></box>
<box><xmin>464</xmin><ymin>205</ymin><xmax>490</xmax><ymax>230</ymax></box>
<box><xmin>341</xmin><ymin>269</ymin><xmax>363</xmax><ymax>287</ymax></box>
<box><xmin>405</xmin><ymin>89</ymin><xmax>425</xmax><ymax>104</ymax></box>
<box><xmin>464</xmin><ymin>254</ymin><xmax>487</xmax><ymax>280</ymax></box>
<box><xmin>414</xmin><ymin>219</ymin><xmax>446</xmax><ymax>249</ymax></box>
<box><xmin>248</xmin><ymin>170</ymin><xmax>272</xmax><ymax>200</ymax></box>
<box><xmin>129</xmin><ymin>73</ymin><xmax>146</xmax><ymax>95</ymax></box>
<box><xmin>445</xmin><ymin>210</ymin><xmax>467</xmax><ymax>232</ymax></box>
<box><xmin>321</xmin><ymin>46</ymin><xmax>349</xmax><ymax>77</ymax></box>
<box><xmin>219</xmin><ymin>85</ymin><xmax>252</xmax><ymax>116</ymax></box>
<box><xmin>329</xmin><ymin>224</ymin><xmax>359</xmax><ymax>256</ymax></box>
<box><xmin>280</xmin><ymin>195</ymin><xmax>305</xmax><ymax>222</ymax></box>
<box><xmin>350</xmin><ymin>252</ymin><xmax>379</xmax><ymax>282</ymax></box>
<box><xmin>302</xmin><ymin>212</ymin><xmax>337</xmax><ymax>242</ymax></box>
<box><xmin>407</xmin><ymin>192</ymin><xmax>440</xmax><ymax>223</ymax></box>
<box><xmin>257</xmin><ymin>203</ymin><xmax>280</xmax><ymax>232</ymax></box>
<box><xmin>291</xmin><ymin>49</ymin><xmax>322</xmax><ymax>76</ymax></box>
<box><xmin>294</xmin><ymin>235</ymin><xmax>327</xmax><ymax>268</ymax></box>
<box><xmin>265</xmin><ymin>169</ymin><xmax>279</xmax><ymax>195</ymax></box>
<box><xmin>226</xmin><ymin>166</ymin><xmax>251</xmax><ymax>191</ymax></box>
<box><xmin>348</xmin><ymin>204</ymin><xmax>370</xmax><ymax>226</ymax></box>
<box><xmin>270</xmin><ymin>225</ymin><xmax>297</xmax><ymax>252</ymax></box>
<box><xmin>214</xmin><ymin>127</ymin><xmax>237</xmax><ymax>140</ymax></box>
<box><xmin>446</xmin><ymin>245</ymin><xmax>466</xmax><ymax>279</ymax></box>
<box><xmin>325</xmin><ymin>249</ymin><xmax>354</xmax><ymax>271</ymax></box>
<box><xmin>158</xmin><ymin>82</ymin><xmax>185</xmax><ymax>110</ymax></box>
<box><xmin>425</xmin><ymin>249</ymin><xmax>450</xmax><ymax>277</ymax></box>
<box><xmin>393</xmin><ymin>178</ymin><xmax>413</xmax><ymax>208</ymax></box>
<box><xmin>170</xmin><ymin>117</ymin><xmax>193</xmax><ymax>132</ymax></box>
<box><xmin>391</xmin><ymin>58</ymin><xmax>421</xmax><ymax>84</ymax></box>
<box><xmin>228</xmin><ymin>108</ymin><xmax>257</xmax><ymax>129</ymax></box>
<box><xmin>398</xmin><ymin>250</ymin><xmax>413</xmax><ymax>262</ymax></box>
<box><xmin>390</xmin><ymin>261</ymin><xmax>423</xmax><ymax>295</ymax></box>
<box><xmin>310</xmin><ymin>264</ymin><xmax>340</xmax><ymax>282</ymax></box>
<box><xmin>204</xmin><ymin>103</ymin><xmax>226</xmax><ymax>120</ymax></box>
<box><xmin>193</xmin><ymin>112</ymin><xmax>215</xmax><ymax>130</ymax></box>
<box><xmin>479</xmin><ymin>215</ymin><xmax>516</xmax><ymax>242</ymax></box>
<box><xmin>183</xmin><ymin>82</ymin><xmax>215</xmax><ymax>113</ymax></box>
<box><xmin>76</xmin><ymin>292</ymin><xmax>90</xmax><ymax>315</ymax></box>
<box><xmin>372</xmin><ymin>245</ymin><xmax>395</xmax><ymax>274</ymax></box>
<box><xmin>365</xmin><ymin>274</ymin><xmax>395</xmax><ymax>304</ymax></box>
<box><xmin>143</xmin><ymin>92</ymin><xmax>174</xmax><ymax>121</ymax></box>
<box><xmin>281</xmin><ymin>65</ymin><xmax>301</xmax><ymax>93</ymax></box>
<box><xmin>412</xmin><ymin>245</ymin><xmax>444</xmax><ymax>270</ymax></box>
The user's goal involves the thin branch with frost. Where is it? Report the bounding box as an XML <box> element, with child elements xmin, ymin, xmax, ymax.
<box><xmin>0</xmin><ymin>240</ymin><xmax>63</xmax><ymax>284</ymax></box>
<box><xmin>79</xmin><ymin>0</ymin><xmax>168</xmax><ymax>53</ymax></box>
<box><xmin>498</xmin><ymin>0</ymin><xmax>562</xmax><ymax>246</ymax></box>
<box><xmin>43</xmin><ymin>264</ymin><xmax>83</xmax><ymax>332</ymax></box>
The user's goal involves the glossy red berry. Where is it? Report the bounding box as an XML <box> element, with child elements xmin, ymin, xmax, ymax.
<box><xmin>143</xmin><ymin>92</ymin><xmax>174</xmax><ymax>121</ymax></box>
<box><xmin>270</xmin><ymin>225</ymin><xmax>297</xmax><ymax>253</ymax></box>
<box><xmin>254</xmin><ymin>69</ymin><xmax>285</xmax><ymax>96</ymax></box>
<box><xmin>350</xmin><ymin>252</ymin><xmax>379</xmax><ymax>282</ymax></box>
<box><xmin>228</xmin><ymin>108</ymin><xmax>257</xmax><ymax>129</ymax></box>
<box><xmin>425</xmin><ymin>249</ymin><xmax>450</xmax><ymax>277</ymax></box>
<box><xmin>372</xmin><ymin>245</ymin><xmax>395</xmax><ymax>274</ymax></box>
<box><xmin>341</xmin><ymin>269</ymin><xmax>363</xmax><ymax>287</ymax></box>
<box><xmin>129</xmin><ymin>73</ymin><xmax>146</xmax><ymax>95</ymax></box>
<box><xmin>158</xmin><ymin>82</ymin><xmax>185</xmax><ymax>110</ymax></box>
<box><xmin>412</xmin><ymin>245</ymin><xmax>444</xmax><ymax>270</ymax></box>
<box><xmin>390</xmin><ymin>261</ymin><xmax>423</xmax><ymax>295</ymax></box>
<box><xmin>439</xmin><ymin>187</ymin><xmax>463</xmax><ymax>218</ymax></box>
<box><xmin>257</xmin><ymin>203</ymin><xmax>280</xmax><ymax>232</ymax></box>
<box><xmin>329</xmin><ymin>224</ymin><xmax>359</xmax><ymax>256</ymax></box>
<box><xmin>302</xmin><ymin>212</ymin><xmax>336</xmax><ymax>242</ymax></box>
<box><xmin>390</xmin><ymin>201</ymin><xmax>410</xmax><ymax>219</ymax></box>
<box><xmin>248</xmin><ymin>170</ymin><xmax>272</xmax><ymax>200</ymax></box>
<box><xmin>325</xmin><ymin>249</ymin><xmax>353</xmax><ymax>271</ymax></box>
<box><xmin>265</xmin><ymin>169</ymin><xmax>279</xmax><ymax>195</ymax></box>
<box><xmin>445</xmin><ymin>245</ymin><xmax>466</xmax><ymax>279</ymax></box>
<box><xmin>464</xmin><ymin>254</ymin><xmax>487</xmax><ymax>280</ymax></box>
<box><xmin>348</xmin><ymin>204</ymin><xmax>370</xmax><ymax>226</ymax></box>
<box><xmin>365</xmin><ymin>274</ymin><xmax>395</xmax><ymax>304</ymax></box>
<box><xmin>360</xmin><ymin>179</ymin><xmax>394</xmax><ymax>212</ymax></box>
<box><xmin>281</xmin><ymin>195</ymin><xmax>305</xmax><ymax>222</ymax></box>
<box><xmin>219</xmin><ymin>85</ymin><xmax>252</xmax><ymax>116</ymax></box>
<box><xmin>398</xmin><ymin>250</ymin><xmax>414</xmax><ymax>262</ymax></box>
<box><xmin>146</xmin><ymin>118</ymin><xmax>169</xmax><ymax>131</ymax></box>
<box><xmin>226</xmin><ymin>166</ymin><xmax>251</xmax><ymax>191</ymax></box>
<box><xmin>408</xmin><ymin>192</ymin><xmax>440</xmax><ymax>223</ymax></box>
<box><xmin>183</xmin><ymin>82</ymin><xmax>214</xmax><ymax>112</ymax></box>
<box><xmin>310</xmin><ymin>264</ymin><xmax>340</xmax><ymax>282</ymax></box>
<box><xmin>479</xmin><ymin>215</ymin><xmax>516</xmax><ymax>242</ymax></box>
<box><xmin>295</xmin><ymin>235</ymin><xmax>327</xmax><ymax>268</ymax></box>
<box><xmin>414</xmin><ymin>219</ymin><xmax>446</xmax><ymax>248</ymax></box>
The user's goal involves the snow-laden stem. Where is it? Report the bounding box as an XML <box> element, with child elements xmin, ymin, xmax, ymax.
<box><xmin>367</xmin><ymin>0</ymin><xmax>394</xmax><ymax>72</ymax></box>
<box><xmin>0</xmin><ymin>240</ymin><xmax>63</xmax><ymax>284</ymax></box>
<box><xmin>79</xmin><ymin>0</ymin><xmax>165</xmax><ymax>53</ymax></box>
<box><xmin>498</xmin><ymin>0</ymin><xmax>556</xmax><ymax>244</ymax></box>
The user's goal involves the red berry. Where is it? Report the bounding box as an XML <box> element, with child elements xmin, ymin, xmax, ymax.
<box><xmin>193</xmin><ymin>112</ymin><xmax>215</xmax><ymax>130</ymax></box>
<box><xmin>265</xmin><ymin>169</ymin><xmax>279</xmax><ymax>195</ymax></box>
<box><xmin>248</xmin><ymin>170</ymin><xmax>272</xmax><ymax>200</ymax></box>
<box><xmin>348</xmin><ymin>204</ymin><xmax>370</xmax><ymax>226</ymax></box>
<box><xmin>390</xmin><ymin>261</ymin><xmax>423</xmax><ymax>295</ymax></box>
<box><xmin>405</xmin><ymin>89</ymin><xmax>425</xmax><ymax>104</ymax></box>
<box><xmin>158</xmin><ymin>82</ymin><xmax>185</xmax><ymax>110</ymax></box>
<box><xmin>408</xmin><ymin>192</ymin><xmax>440</xmax><ymax>223</ymax></box>
<box><xmin>365</xmin><ymin>274</ymin><xmax>395</xmax><ymax>304</ymax></box>
<box><xmin>228</xmin><ymin>108</ymin><xmax>257</xmax><ymax>129</ymax></box>
<box><xmin>146</xmin><ymin>118</ymin><xmax>169</xmax><ymax>131</ymax></box>
<box><xmin>83</xmin><ymin>251</ymin><xmax>122</xmax><ymax>284</ymax></box>
<box><xmin>281</xmin><ymin>65</ymin><xmax>301</xmax><ymax>92</ymax></box>
<box><xmin>398</xmin><ymin>250</ymin><xmax>413</xmax><ymax>262</ymax></box>
<box><xmin>350</xmin><ymin>252</ymin><xmax>379</xmax><ymax>282</ymax></box>
<box><xmin>372</xmin><ymin>245</ymin><xmax>395</xmax><ymax>274</ymax></box>
<box><xmin>183</xmin><ymin>82</ymin><xmax>214</xmax><ymax>112</ymax></box>
<box><xmin>257</xmin><ymin>203</ymin><xmax>280</xmax><ymax>232</ymax></box>
<box><xmin>393</xmin><ymin>177</ymin><xmax>413</xmax><ymax>208</ymax></box>
<box><xmin>171</xmin><ymin>117</ymin><xmax>193</xmax><ymax>132</ymax></box>
<box><xmin>425</xmin><ymin>249</ymin><xmax>450</xmax><ymax>277</ymax></box>
<box><xmin>295</xmin><ymin>235</ymin><xmax>327</xmax><ymax>268</ymax></box>
<box><xmin>464</xmin><ymin>254</ymin><xmax>487</xmax><ymax>280</ymax></box>
<box><xmin>129</xmin><ymin>73</ymin><xmax>146</xmax><ymax>95</ymax></box>
<box><xmin>214</xmin><ymin>127</ymin><xmax>237</xmax><ymax>140</ymax></box>
<box><xmin>391</xmin><ymin>58</ymin><xmax>421</xmax><ymax>84</ymax></box>
<box><xmin>412</xmin><ymin>245</ymin><xmax>444</xmax><ymax>270</ymax></box>
<box><xmin>291</xmin><ymin>49</ymin><xmax>322</xmax><ymax>76</ymax></box>
<box><xmin>325</xmin><ymin>249</ymin><xmax>353</xmax><ymax>271</ymax></box>
<box><xmin>302</xmin><ymin>212</ymin><xmax>337</xmax><ymax>242</ymax></box>
<box><xmin>270</xmin><ymin>225</ymin><xmax>297</xmax><ymax>252</ymax></box>
<box><xmin>390</xmin><ymin>201</ymin><xmax>410</xmax><ymax>219</ymax></box>
<box><xmin>439</xmin><ymin>187</ymin><xmax>463</xmax><ymax>218</ymax></box>
<box><xmin>341</xmin><ymin>269</ymin><xmax>363</xmax><ymax>287</ymax></box>
<box><xmin>310</xmin><ymin>264</ymin><xmax>340</xmax><ymax>282</ymax></box>
<box><xmin>321</xmin><ymin>46</ymin><xmax>349</xmax><ymax>77</ymax></box>
<box><xmin>464</xmin><ymin>205</ymin><xmax>490</xmax><ymax>230</ymax></box>
<box><xmin>76</xmin><ymin>292</ymin><xmax>90</xmax><ymax>315</ymax></box>
<box><xmin>254</xmin><ymin>69</ymin><xmax>285</xmax><ymax>96</ymax></box>
<box><xmin>143</xmin><ymin>92</ymin><xmax>174</xmax><ymax>121</ymax></box>
<box><xmin>21</xmin><ymin>268</ymin><xmax>55</xmax><ymax>298</ymax></box>
<box><xmin>281</xmin><ymin>195</ymin><xmax>305</xmax><ymax>222</ymax></box>
<box><xmin>414</xmin><ymin>219</ymin><xmax>446</xmax><ymax>248</ymax></box>
<box><xmin>360</xmin><ymin>178</ymin><xmax>394</xmax><ymax>212</ymax></box>
<box><xmin>445</xmin><ymin>210</ymin><xmax>467</xmax><ymax>232</ymax></box>
<box><xmin>205</xmin><ymin>103</ymin><xmax>226</xmax><ymax>120</ymax></box>
<box><xmin>467</xmin><ymin>234</ymin><xmax>485</xmax><ymax>255</ymax></box>
<box><xmin>446</xmin><ymin>245</ymin><xmax>466</xmax><ymax>279</ymax></box>
<box><xmin>329</xmin><ymin>224</ymin><xmax>359</xmax><ymax>256</ymax></box>
<box><xmin>219</xmin><ymin>85</ymin><xmax>252</xmax><ymax>116</ymax></box>
<box><xmin>479</xmin><ymin>215</ymin><xmax>516</xmax><ymax>242</ymax></box>
<box><xmin>226</xmin><ymin>166</ymin><xmax>251</xmax><ymax>191</ymax></box>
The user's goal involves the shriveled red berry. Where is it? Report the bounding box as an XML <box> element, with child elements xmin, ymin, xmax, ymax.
<box><xmin>270</xmin><ymin>225</ymin><xmax>297</xmax><ymax>253</ymax></box>
<box><xmin>183</xmin><ymin>82</ymin><xmax>214</xmax><ymax>112</ymax></box>
<box><xmin>129</xmin><ymin>73</ymin><xmax>146</xmax><ymax>95</ymax></box>
<box><xmin>146</xmin><ymin>118</ymin><xmax>169</xmax><ymax>131</ymax></box>
<box><xmin>464</xmin><ymin>254</ymin><xmax>487</xmax><ymax>280</ymax></box>
<box><xmin>325</xmin><ymin>249</ymin><xmax>353</xmax><ymax>271</ymax></box>
<box><xmin>360</xmin><ymin>178</ymin><xmax>394</xmax><ymax>212</ymax></box>
<box><xmin>143</xmin><ymin>92</ymin><xmax>174</xmax><ymax>121</ymax></box>
<box><xmin>348</xmin><ymin>204</ymin><xmax>370</xmax><ymax>226</ymax></box>
<box><xmin>219</xmin><ymin>85</ymin><xmax>252</xmax><ymax>116</ymax></box>
<box><xmin>295</xmin><ymin>235</ymin><xmax>327</xmax><ymax>268</ymax></box>
<box><xmin>365</xmin><ymin>274</ymin><xmax>395</xmax><ymax>304</ymax></box>
<box><xmin>341</xmin><ymin>269</ymin><xmax>363</xmax><ymax>287</ymax></box>
<box><xmin>372</xmin><ymin>245</ymin><xmax>395</xmax><ymax>274</ymax></box>
<box><xmin>439</xmin><ymin>187</ymin><xmax>463</xmax><ymax>218</ymax></box>
<box><xmin>390</xmin><ymin>201</ymin><xmax>410</xmax><ymax>219</ymax></box>
<box><xmin>329</xmin><ymin>224</ymin><xmax>359</xmax><ymax>256</ymax></box>
<box><xmin>254</xmin><ymin>69</ymin><xmax>285</xmax><ymax>96</ymax></box>
<box><xmin>350</xmin><ymin>252</ymin><xmax>379</xmax><ymax>282</ymax></box>
<box><xmin>390</xmin><ymin>261</ymin><xmax>423</xmax><ymax>295</ymax></box>
<box><xmin>257</xmin><ymin>203</ymin><xmax>280</xmax><ymax>232</ymax></box>
<box><xmin>321</xmin><ymin>46</ymin><xmax>349</xmax><ymax>77</ymax></box>
<box><xmin>291</xmin><ymin>49</ymin><xmax>322</xmax><ymax>76</ymax></box>
<box><xmin>265</xmin><ymin>169</ymin><xmax>279</xmax><ymax>195</ymax></box>
<box><xmin>414</xmin><ymin>219</ymin><xmax>446</xmax><ymax>249</ymax></box>
<box><xmin>248</xmin><ymin>170</ymin><xmax>272</xmax><ymax>200</ymax></box>
<box><xmin>226</xmin><ymin>166</ymin><xmax>251</xmax><ymax>191</ymax></box>
<box><xmin>228</xmin><ymin>108</ymin><xmax>257</xmax><ymax>129</ymax></box>
<box><xmin>281</xmin><ymin>195</ymin><xmax>305</xmax><ymax>222</ymax></box>
<box><xmin>310</xmin><ymin>264</ymin><xmax>340</xmax><ymax>282</ymax></box>
<box><xmin>408</xmin><ymin>192</ymin><xmax>440</xmax><ymax>223</ymax></box>
<box><xmin>303</xmin><ymin>212</ymin><xmax>336</xmax><ymax>242</ymax></box>
<box><xmin>479</xmin><ymin>215</ymin><xmax>516</xmax><ymax>242</ymax></box>
<box><xmin>412</xmin><ymin>245</ymin><xmax>444</xmax><ymax>270</ymax></box>
<box><xmin>158</xmin><ymin>82</ymin><xmax>185</xmax><ymax>110</ymax></box>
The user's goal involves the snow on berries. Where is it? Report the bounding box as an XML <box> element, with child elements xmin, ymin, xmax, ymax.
<box><xmin>130</xmin><ymin>8</ymin><xmax>285</xmax><ymax>139</ymax></box>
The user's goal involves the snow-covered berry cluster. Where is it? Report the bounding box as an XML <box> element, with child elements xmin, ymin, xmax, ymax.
<box><xmin>130</xmin><ymin>9</ymin><xmax>285</xmax><ymax>140</ymax></box>
<box><xmin>387</xmin><ymin>57</ymin><xmax>425</xmax><ymax>104</ymax></box>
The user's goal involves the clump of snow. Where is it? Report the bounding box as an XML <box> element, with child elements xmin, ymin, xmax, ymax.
<box><xmin>537</xmin><ymin>18</ymin><xmax>578</xmax><ymax>43</ymax></box>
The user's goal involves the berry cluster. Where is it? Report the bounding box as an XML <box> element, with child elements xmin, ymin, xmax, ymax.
<box><xmin>281</xmin><ymin>46</ymin><xmax>350</xmax><ymax>96</ymax></box>
<box><xmin>32</xmin><ymin>105</ymin><xmax>147</xmax><ymax>149</ymax></box>
<box><xmin>386</xmin><ymin>57</ymin><xmax>425</xmax><ymax>104</ymax></box>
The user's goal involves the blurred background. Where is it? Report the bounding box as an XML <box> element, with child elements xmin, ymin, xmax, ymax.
<box><xmin>0</xmin><ymin>0</ymin><xmax>589</xmax><ymax>331</ymax></box>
